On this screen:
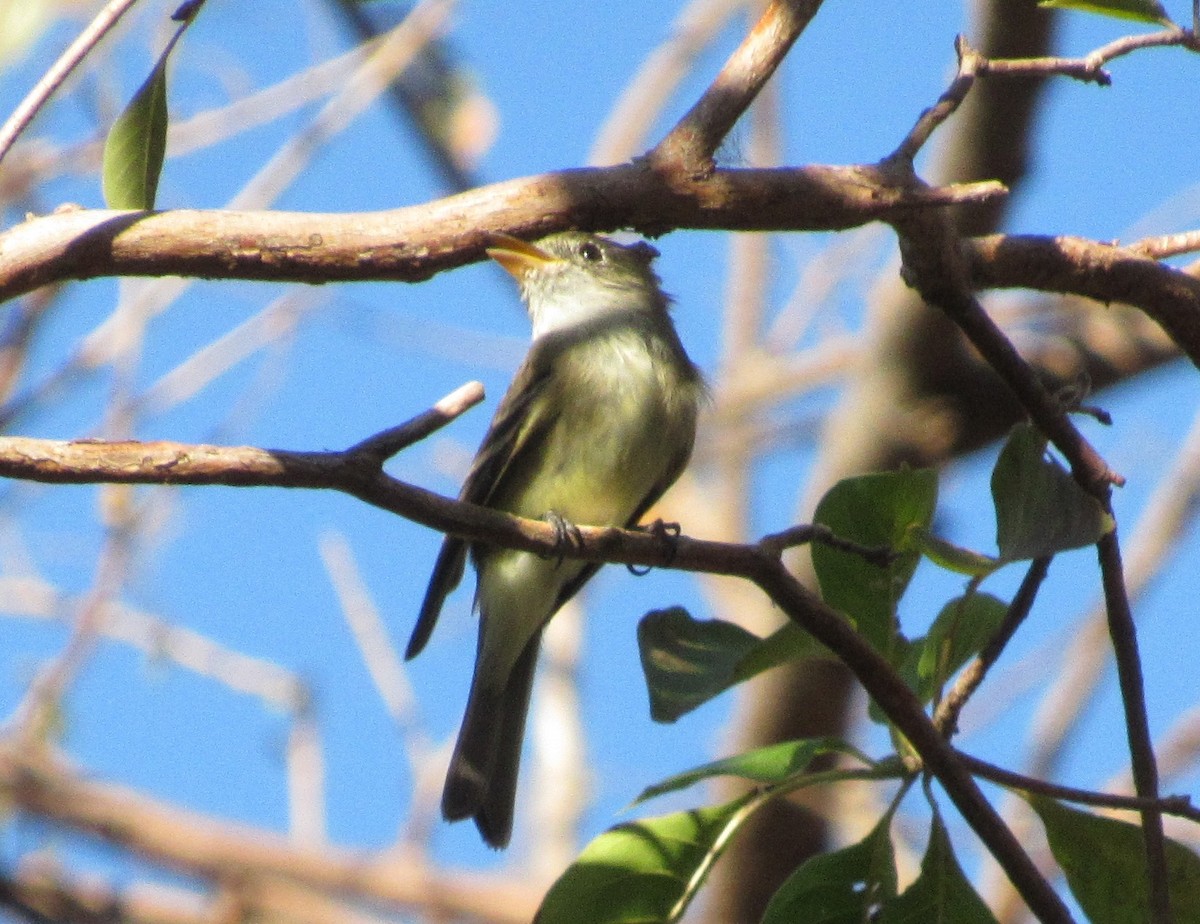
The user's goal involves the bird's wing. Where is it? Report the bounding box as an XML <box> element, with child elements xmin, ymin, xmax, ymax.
<box><xmin>406</xmin><ymin>344</ymin><xmax>559</xmax><ymax>659</ymax></box>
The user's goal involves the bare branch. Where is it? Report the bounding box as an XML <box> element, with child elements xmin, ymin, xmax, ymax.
<box><xmin>890</xmin><ymin>36</ymin><xmax>982</xmax><ymax>164</ymax></box>
<box><xmin>0</xmin><ymin>165</ymin><xmax>1004</xmax><ymax>306</ymax></box>
<box><xmin>933</xmin><ymin>557</ymin><xmax>1051</xmax><ymax>737</ymax></box>
<box><xmin>894</xmin><ymin>210</ymin><xmax>1122</xmax><ymax>495</ymax></box>
<box><xmin>652</xmin><ymin>0</ymin><xmax>825</xmax><ymax>176</ymax></box>
<box><xmin>0</xmin><ymin>746</ymin><xmax>540</xmax><ymax>923</ymax></box>
<box><xmin>966</xmin><ymin>233</ymin><xmax>1200</xmax><ymax>370</ymax></box>
<box><xmin>977</xmin><ymin>25</ymin><xmax>1199</xmax><ymax>86</ymax></box>
<box><xmin>1098</xmin><ymin>531</ymin><xmax>1173</xmax><ymax>924</ymax></box>
<box><xmin>957</xmin><ymin>752</ymin><xmax>1200</xmax><ymax>823</ymax></box>
<box><xmin>590</xmin><ymin>0</ymin><xmax>747</xmax><ymax>166</ymax></box>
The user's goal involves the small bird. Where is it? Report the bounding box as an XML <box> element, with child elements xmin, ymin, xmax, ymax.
<box><xmin>407</xmin><ymin>231</ymin><xmax>704</xmax><ymax>848</ymax></box>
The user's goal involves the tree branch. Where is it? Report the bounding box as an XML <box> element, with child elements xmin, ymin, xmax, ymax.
<box><xmin>956</xmin><ymin>751</ymin><xmax>1200</xmax><ymax>823</ymax></box>
<box><xmin>651</xmin><ymin>0</ymin><xmax>825</xmax><ymax>176</ymax></box>
<box><xmin>0</xmin><ymin>164</ymin><xmax>1003</xmax><ymax>305</ymax></box>
<box><xmin>1098</xmin><ymin>530</ymin><xmax>1173</xmax><ymax>924</ymax></box>
<box><xmin>0</xmin><ymin>423</ymin><xmax>1071</xmax><ymax>921</ymax></box>
<box><xmin>0</xmin><ymin>747</ymin><xmax>539</xmax><ymax>923</ymax></box>
<box><xmin>974</xmin><ymin>26</ymin><xmax>1199</xmax><ymax>86</ymax></box>
<box><xmin>966</xmin><ymin>233</ymin><xmax>1200</xmax><ymax>369</ymax></box>
<box><xmin>933</xmin><ymin>556</ymin><xmax>1051</xmax><ymax>737</ymax></box>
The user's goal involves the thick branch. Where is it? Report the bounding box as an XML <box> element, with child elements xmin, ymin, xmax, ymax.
<box><xmin>0</xmin><ymin>164</ymin><xmax>1003</xmax><ymax>305</ymax></box>
<box><xmin>966</xmin><ymin>233</ymin><xmax>1200</xmax><ymax>369</ymax></box>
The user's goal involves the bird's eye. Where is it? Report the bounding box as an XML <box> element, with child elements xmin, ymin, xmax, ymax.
<box><xmin>578</xmin><ymin>241</ymin><xmax>602</xmax><ymax>262</ymax></box>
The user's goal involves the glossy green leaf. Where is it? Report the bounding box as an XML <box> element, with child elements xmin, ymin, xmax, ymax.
<box><xmin>634</xmin><ymin>737</ymin><xmax>876</xmax><ymax>805</ymax></box>
<box><xmin>1030</xmin><ymin>795</ymin><xmax>1200</xmax><ymax>922</ymax></box>
<box><xmin>761</xmin><ymin>811</ymin><xmax>897</xmax><ymax>924</ymax></box>
<box><xmin>637</xmin><ymin>609</ymin><xmax>827</xmax><ymax>723</ymax></box>
<box><xmin>536</xmin><ymin>796</ymin><xmax>756</xmax><ymax>924</ymax></box>
<box><xmin>991</xmin><ymin>423</ymin><xmax>1113</xmax><ymax>562</ymax></box>
<box><xmin>1038</xmin><ymin>0</ymin><xmax>1172</xmax><ymax>25</ymax></box>
<box><xmin>812</xmin><ymin>469</ymin><xmax>937</xmax><ymax>651</ymax></box>
<box><xmin>878</xmin><ymin>809</ymin><xmax>999</xmax><ymax>923</ymax></box>
<box><xmin>916</xmin><ymin>593</ymin><xmax>1008</xmax><ymax>701</ymax></box>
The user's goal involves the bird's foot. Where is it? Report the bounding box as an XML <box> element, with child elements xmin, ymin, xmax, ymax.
<box><xmin>541</xmin><ymin>511</ymin><xmax>584</xmax><ymax>568</ymax></box>
<box><xmin>628</xmin><ymin>519</ymin><xmax>681</xmax><ymax>576</ymax></box>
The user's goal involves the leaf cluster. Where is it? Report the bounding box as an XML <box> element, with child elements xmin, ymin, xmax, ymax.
<box><xmin>538</xmin><ymin>423</ymin><xmax>1197</xmax><ymax>923</ymax></box>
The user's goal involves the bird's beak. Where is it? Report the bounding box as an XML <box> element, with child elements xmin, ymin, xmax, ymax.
<box><xmin>486</xmin><ymin>233</ymin><xmax>555</xmax><ymax>280</ymax></box>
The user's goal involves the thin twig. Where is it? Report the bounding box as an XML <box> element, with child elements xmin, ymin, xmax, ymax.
<box><xmin>589</xmin><ymin>0</ymin><xmax>746</xmax><ymax>166</ymax></box>
<box><xmin>1097</xmin><ymin>530</ymin><xmax>1173</xmax><ymax>924</ymax></box>
<box><xmin>0</xmin><ymin>0</ymin><xmax>144</xmax><ymax>167</ymax></box>
<box><xmin>758</xmin><ymin>523</ymin><xmax>894</xmax><ymax>567</ymax></box>
<box><xmin>934</xmin><ymin>557</ymin><xmax>1051</xmax><ymax>737</ymax></box>
<box><xmin>330</xmin><ymin>0</ymin><xmax>480</xmax><ymax>192</ymax></box>
<box><xmin>1128</xmin><ymin>229</ymin><xmax>1200</xmax><ymax>260</ymax></box>
<box><xmin>976</xmin><ymin>26</ymin><xmax>1198</xmax><ymax>87</ymax></box>
<box><xmin>230</xmin><ymin>0</ymin><xmax>455</xmax><ymax>210</ymax></box>
<box><xmin>890</xmin><ymin>36</ymin><xmax>981</xmax><ymax>164</ymax></box>
<box><xmin>348</xmin><ymin>380</ymin><xmax>485</xmax><ymax>459</ymax></box>
<box><xmin>957</xmin><ymin>751</ymin><xmax>1200</xmax><ymax>823</ymax></box>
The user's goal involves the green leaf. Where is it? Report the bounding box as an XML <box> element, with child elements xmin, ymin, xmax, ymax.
<box><xmin>637</xmin><ymin>609</ymin><xmax>827</xmax><ymax>723</ymax></box>
<box><xmin>637</xmin><ymin>608</ymin><xmax>760</xmax><ymax>723</ymax></box>
<box><xmin>1038</xmin><ymin>0</ymin><xmax>1172</xmax><ymax>26</ymax></box>
<box><xmin>634</xmin><ymin>737</ymin><xmax>876</xmax><ymax>805</ymax></box>
<box><xmin>536</xmin><ymin>796</ymin><xmax>756</xmax><ymax>924</ymax></box>
<box><xmin>915</xmin><ymin>593</ymin><xmax>1008</xmax><ymax>701</ymax></box>
<box><xmin>101</xmin><ymin>8</ymin><xmax>199</xmax><ymax>209</ymax></box>
<box><xmin>812</xmin><ymin>469</ymin><xmax>938</xmax><ymax>652</ymax></box>
<box><xmin>730</xmin><ymin>621</ymin><xmax>828</xmax><ymax>682</ymax></box>
<box><xmin>991</xmin><ymin>423</ymin><xmax>1113</xmax><ymax>562</ymax></box>
<box><xmin>761</xmin><ymin>811</ymin><xmax>898</xmax><ymax>924</ymax></box>
<box><xmin>102</xmin><ymin>55</ymin><xmax>169</xmax><ymax>209</ymax></box>
<box><xmin>1029</xmin><ymin>795</ymin><xmax>1200</xmax><ymax>922</ymax></box>
<box><xmin>878</xmin><ymin>809</ymin><xmax>999</xmax><ymax>923</ymax></box>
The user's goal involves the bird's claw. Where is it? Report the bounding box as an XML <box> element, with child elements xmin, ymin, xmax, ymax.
<box><xmin>542</xmin><ymin>511</ymin><xmax>584</xmax><ymax>568</ymax></box>
<box><xmin>627</xmin><ymin>519</ymin><xmax>681</xmax><ymax>576</ymax></box>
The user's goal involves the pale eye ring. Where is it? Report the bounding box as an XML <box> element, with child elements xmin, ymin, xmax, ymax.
<box><xmin>578</xmin><ymin>241</ymin><xmax>602</xmax><ymax>262</ymax></box>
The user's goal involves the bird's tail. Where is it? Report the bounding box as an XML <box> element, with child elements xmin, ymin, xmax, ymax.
<box><xmin>442</xmin><ymin>628</ymin><xmax>543</xmax><ymax>849</ymax></box>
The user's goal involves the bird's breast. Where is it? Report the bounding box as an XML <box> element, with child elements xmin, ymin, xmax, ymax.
<box><xmin>510</xmin><ymin>329</ymin><xmax>697</xmax><ymax>527</ymax></box>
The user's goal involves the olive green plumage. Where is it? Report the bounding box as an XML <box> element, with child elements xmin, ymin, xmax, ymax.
<box><xmin>408</xmin><ymin>232</ymin><xmax>704</xmax><ymax>848</ymax></box>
